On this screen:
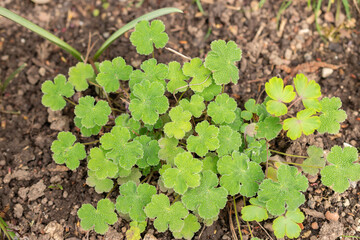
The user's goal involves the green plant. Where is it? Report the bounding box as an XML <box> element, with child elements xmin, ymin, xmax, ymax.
<box><xmin>0</xmin><ymin>63</ymin><xmax>26</xmax><ymax>95</ymax></box>
<box><xmin>0</xmin><ymin>7</ymin><xmax>182</xmax><ymax>61</ymax></box>
<box><xmin>0</xmin><ymin>216</ymin><xmax>15</xmax><ymax>240</ymax></box>
<box><xmin>40</xmin><ymin>19</ymin><xmax>359</xmax><ymax>239</ymax></box>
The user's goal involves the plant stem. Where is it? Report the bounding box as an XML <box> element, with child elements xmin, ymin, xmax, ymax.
<box><xmin>177</xmin><ymin>88</ymin><xmax>188</xmax><ymax>103</ymax></box>
<box><xmin>106</xmin><ymin>182</ymin><xmax>118</xmax><ymax>198</ymax></box>
<box><xmin>267</xmin><ymin>158</ymin><xmax>323</xmax><ymax>169</ymax></box>
<box><xmin>171</xmin><ymin>194</ymin><xmax>180</xmax><ymax>205</ymax></box>
<box><xmin>233</xmin><ymin>196</ymin><xmax>243</xmax><ymax>240</ymax></box>
<box><xmin>165</xmin><ymin>47</ymin><xmax>191</xmax><ymax>61</ymax></box>
<box><xmin>111</xmin><ymin>108</ymin><xmax>122</xmax><ymax>113</ymax></box>
<box><xmin>0</xmin><ymin>109</ymin><xmax>20</xmax><ymax>115</ymax></box>
<box><xmin>64</xmin><ymin>97</ymin><xmax>77</xmax><ymax>106</ymax></box>
<box><xmin>83</xmin><ymin>140</ymin><xmax>99</xmax><ymax>145</ymax></box>
<box><xmin>269</xmin><ymin>149</ymin><xmax>307</xmax><ymax>158</ymax></box>
<box><xmin>87</xmin><ymin>80</ymin><xmax>102</xmax><ymax>88</ymax></box>
<box><xmin>287</xmin><ymin>97</ymin><xmax>302</xmax><ymax>110</ymax></box>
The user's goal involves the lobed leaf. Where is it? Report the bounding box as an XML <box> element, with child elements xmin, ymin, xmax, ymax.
<box><xmin>162</xmin><ymin>152</ymin><xmax>203</xmax><ymax>194</ymax></box>
<box><xmin>130</xmin><ymin>20</ymin><xmax>168</xmax><ymax>55</ymax></box>
<box><xmin>117</xmin><ymin>168</ymin><xmax>142</xmax><ymax>186</ymax></box>
<box><xmin>208</xmin><ymin>93</ymin><xmax>237</xmax><ymax>124</ymax></box>
<box><xmin>172</xmin><ymin>214</ymin><xmax>201</xmax><ymax>240</ymax></box>
<box><xmin>41</xmin><ymin>74</ymin><xmax>74</xmax><ymax>111</ymax></box>
<box><xmin>129</xmin><ymin>80</ymin><xmax>169</xmax><ymax>125</ymax></box>
<box><xmin>74</xmin><ymin>117</ymin><xmax>101</xmax><ymax>137</ymax></box>
<box><xmin>317</xmin><ymin>97</ymin><xmax>347</xmax><ymax>134</ymax></box>
<box><xmin>204</xmin><ymin>40</ymin><xmax>242</xmax><ymax>85</ymax></box>
<box><xmin>241</xmin><ymin>99</ymin><xmax>256</xmax><ymax>121</ymax></box>
<box><xmin>158</xmin><ymin>137</ymin><xmax>185</xmax><ymax>166</ymax></box>
<box><xmin>166</xmin><ymin>61</ymin><xmax>189</xmax><ymax>93</ymax></box>
<box><xmin>164</xmin><ymin>106</ymin><xmax>192</xmax><ymax>139</ymax></box>
<box><xmin>256</xmin><ymin>116</ymin><xmax>282</xmax><ymax>140</ymax></box>
<box><xmin>202</xmin><ymin>153</ymin><xmax>219</xmax><ymax>174</ymax></box>
<box><xmin>301</xmin><ymin>146</ymin><xmax>325</xmax><ymax>176</ymax></box>
<box><xmin>273</xmin><ymin>208</ymin><xmax>305</xmax><ymax>239</ymax></box>
<box><xmin>51</xmin><ymin>132</ymin><xmax>86</xmax><ymax>170</ymax></box>
<box><xmin>100</xmin><ymin>126</ymin><xmax>143</xmax><ymax>170</ymax></box>
<box><xmin>68</xmin><ymin>62</ymin><xmax>95</xmax><ymax>91</ymax></box>
<box><xmin>179</xmin><ymin>94</ymin><xmax>205</xmax><ymax>118</ymax></box>
<box><xmin>129</xmin><ymin>58</ymin><xmax>168</xmax><ymax>89</ymax></box>
<box><xmin>217</xmin><ymin>151</ymin><xmax>264</xmax><ymax>196</ymax></box>
<box><xmin>86</xmin><ymin>170</ymin><xmax>114</xmax><ymax>194</ymax></box>
<box><xmin>216</xmin><ymin>125</ymin><xmax>242</xmax><ymax>157</ymax></box>
<box><xmin>135</xmin><ymin>135</ymin><xmax>160</xmax><ymax>168</ymax></box>
<box><xmin>258</xmin><ymin>164</ymin><xmax>308</xmax><ymax>215</ymax></box>
<box><xmin>182</xmin><ymin>58</ymin><xmax>212</xmax><ymax>92</ymax></box>
<box><xmin>198</xmin><ymin>81</ymin><xmax>222</xmax><ymax>101</ymax></box>
<box><xmin>77</xmin><ymin>199</ymin><xmax>118</xmax><ymax>234</ymax></box>
<box><xmin>116</xmin><ymin>181</ymin><xmax>157</xmax><ymax>222</ymax></box>
<box><xmin>182</xmin><ymin>170</ymin><xmax>228</xmax><ymax>220</ymax></box>
<box><xmin>265</xmin><ymin>77</ymin><xmax>296</xmax><ymax>116</ymax></box>
<box><xmin>77</xmin><ymin>198</ymin><xmax>118</xmax><ymax>234</ymax></box>
<box><xmin>74</xmin><ymin>96</ymin><xmax>111</xmax><ymax>129</ymax></box>
<box><xmin>241</xmin><ymin>197</ymin><xmax>268</xmax><ymax>222</ymax></box>
<box><xmin>144</xmin><ymin>194</ymin><xmax>188</xmax><ymax>232</ymax></box>
<box><xmin>115</xmin><ymin>114</ymin><xmax>141</xmax><ymax>138</ymax></box>
<box><xmin>320</xmin><ymin>146</ymin><xmax>360</xmax><ymax>193</ymax></box>
<box><xmin>222</xmin><ymin>108</ymin><xmax>244</xmax><ymax>131</ymax></box>
<box><xmin>88</xmin><ymin>147</ymin><xmax>118</xmax><ymax>179</ymax></box>
<box><xmin>96</xmin><ymin>56</ymin><xmax>133</xmax><ymax>93</ymax></box>
<box><xmin>294</xmin><ymin>73</ymin><xmax>321</xmax><ymax>110</ymax></box>
<box><xmin>187</xmin><ymin>121</ymin><xmax>219</xmax><ymax>157</ymax></box>
<box><xmin>283</xmin><ymin>109</ymin><xmax>320</xmax><ymax>140</ymax></box>
<box><xmin>244</xmin><ymin>139</ymin><xmax>268</xmax><ymax>164</ymax></box>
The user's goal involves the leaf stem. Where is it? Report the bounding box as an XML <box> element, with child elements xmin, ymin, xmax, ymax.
<box><xmin>267</xmin><ymin>159</ymin><xmax>323</xmax><ymax>169</ymax></box>
<box><xmin>171</xmin><ymin>194</ymin><xmax>180</xmax><ymax>205</ymax></box>
<box><xmin>177</xmin><ymin>88</ymin><xmax>188</xmax><ymax>103</ymax></box>
<box><xmin>165</xmin><ymin>47</ymin><xmax>191</xmax><ymax>61</ymax></box>
<box><xmin>111</xmin><ymin>108</ymin><xmax>122</xmax><ymax>113</ymax></box>
<box><xmin>64</xmin><ymin>97</ymin><xmax>77</xmax><ymax>106</ymax></box>
<box><xmin>269</xmin><ymin>149</ymin><xmax>307</xmax><ymax>158</ymax></box>
<box><xmin>106</xmin><ymin>182</ymin><xmax>118</xmax><ymax>198</ymax></box>
<box><xmin>87</xmin><ymin>80</ymin><xmax>102</xmax><ymax>88</ymax></box>
<box><xmin>82</xmin><ymin>140</ymin><xmax>99</xmax><ymax>145</ymax></box>
<box><xmin>233</xmin><ymin>196</ymin><xmax>243</xmax><ymax>240</ymax></box>
<box><xmin>0</xmin><ymin>109</ymin><xmax>21</xmax><ymax>115</ymax></box>
<box><xmin>287</xmin><ymin>97</ymin><xmax>302</xmax><ymax>110</ymax></box>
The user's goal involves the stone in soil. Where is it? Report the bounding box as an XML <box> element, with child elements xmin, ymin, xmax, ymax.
<box><xmin>28</xmin><ymin>179</ymin><xmax>46</xmax><ymax>201</ymax></box>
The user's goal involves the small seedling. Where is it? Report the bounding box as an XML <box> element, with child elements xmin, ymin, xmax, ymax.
<box><xmin>0</xmin><ymin>63</ymin><xmax>26</xmax><ymax>95</ymax></box>
<box><xmin>39</xmin><ymin>19</ymin><xmax>359</xmax><ymax>239</ymax></box>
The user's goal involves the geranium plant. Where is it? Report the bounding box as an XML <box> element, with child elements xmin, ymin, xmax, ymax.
<box><xmin>41</xmin><ymin>19</ymin><xmax>359</xmax><ymax>239</ymax></box>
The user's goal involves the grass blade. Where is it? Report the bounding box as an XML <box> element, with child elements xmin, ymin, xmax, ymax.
<box><xmin>341</xmin><ymin>0</ymin><xmax>351</xmax><ymax>19</ymax></box>
<box><xmin>93</xmin><ymin>7</ymin><xmax>183</xmax><ymax>61</ymax></box>
<box><xmin>1</xmin><ymin>63</ymin><xmax>27</xmax><ymax>93</ymax></box>
<box><xmin>0</xmin><ymin>7</ymin><xmax>83</xmax><ymax>61</ymax></box>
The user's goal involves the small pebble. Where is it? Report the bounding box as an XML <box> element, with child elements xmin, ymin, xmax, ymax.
<box><xmin>63</xmin><ymin>191</ymin><xmax>68</xmax><ymax>198</ymax></box>
<box><xmin>322</xmin><ymin>68</ymin><xmax>334</xmax><ymax>78</ymax></box>
<box><xmin>343</xmin><ymin>199</ymin><xmax>350</xmax><ymax>207</ymax></box>
<box><xmin>311</xmin><ymin>222</ymin><xmax>319</xmax><ymax>230</ymax></box>
<box><xmin>284</xmin><ymin>49</ymin><xmax>292</xmax><ymax>60</ymax></box>
<box><xmin>325</xmin><ymin>211</ymin><xmax>339</xmax><ymax>221</ymax></box>
<box><xmin>302</xmin><ymin>230</ymin><xmax>311</xmax><ymax>238</ymax></box>
<box><xmin>38</xmin><ymin>67</ymin><xmax>46</xmax><ymax>76</ymax></box>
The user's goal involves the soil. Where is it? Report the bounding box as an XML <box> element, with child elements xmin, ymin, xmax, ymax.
<box><xmin>0</xmin><ymin>0</ymin><xmax>360</xmax><ymax>239</ymax></box>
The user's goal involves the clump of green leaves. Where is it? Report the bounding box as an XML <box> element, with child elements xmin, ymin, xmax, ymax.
<box><xmin>41</xmin><ymin>19</ymin><xmax>358</xmax><ymax>240</ymax></box>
